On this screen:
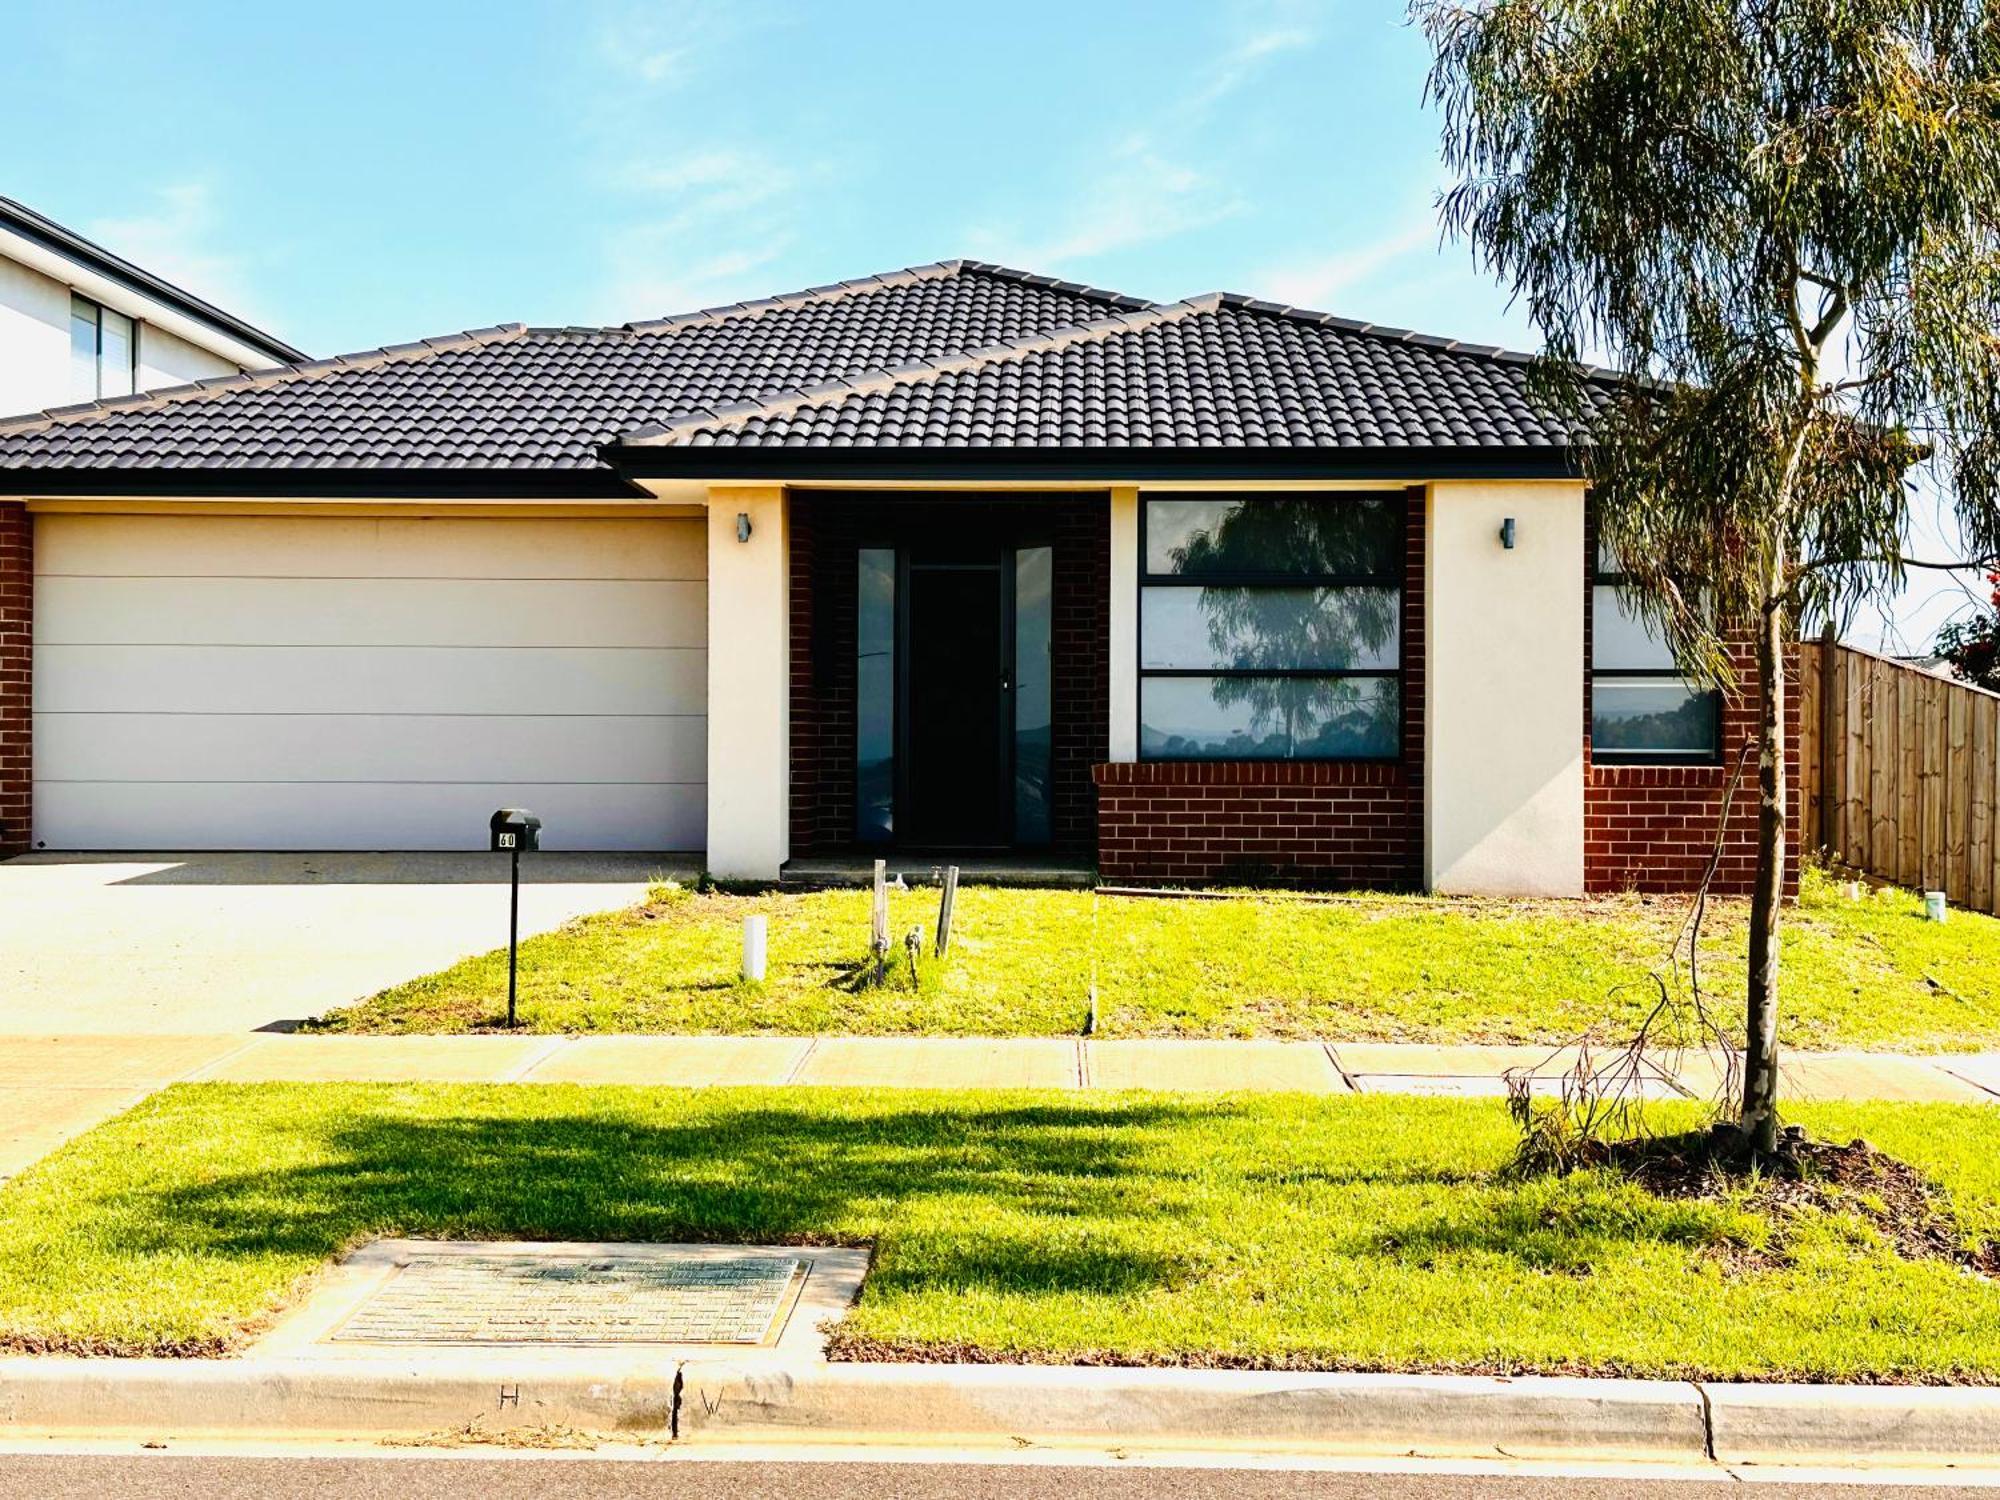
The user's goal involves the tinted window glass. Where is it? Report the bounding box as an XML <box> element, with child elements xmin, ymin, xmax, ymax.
<box><xmin>1592</xmin><ymin>585</ymin><xmax>1678</xmax><ymax>670</ymax></box>
<box><xmin>69</xmin><ymin>296</ymin><xmax>99</xmax><ymax>400</ymax></box>
<box><xmin>1013</xmin><ymin>545</ymin><xmax>1053</xmax><ymax>844</ymax></box>
<box><xmin>855</xmin><ymin>548</ymin><xmax>895</xmax><ymax>843</ymax></box>
<box><xmin>1145</xmin><ymin>496</ymin><xmax>1399</xmax><ymax>578</ymax></box>
<box><xmin>1141</xmin><ymin>675</ymin><xmax>1399</xmax><ymax>760</ymax></box>
<box><xmin>1592</xmin><ymin>678</ymin><xmax>1722</xmax><ymax>755</ymax></box>
<box><xmin>1142</xmin><ymin>586</ymin><xmax>1399</xmax><ymax>671</ymax></box>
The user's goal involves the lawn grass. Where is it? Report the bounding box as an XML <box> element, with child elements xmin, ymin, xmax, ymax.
<box><xmin>314</xmin><ymin>868</ymin><xmax>2000</xmax><ymax>1051</ymax></box>
<box><xmin>2</xmin><ymin>1081</ymin><xmax>1998</xmax><ymax>1380</ymax></box>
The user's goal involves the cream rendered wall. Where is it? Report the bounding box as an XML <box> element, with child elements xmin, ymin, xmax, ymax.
<box><xmin>0</xmin><ymin>255</ymin><xmax>70</xmax><ymax>419</ymax></box>
<box><xmin>138</xmin><ymin>321</ymin><xmax>237</xmax><ymax>390</ymax></box>
<box><xmin>1425</xmin><ymin>480</ymin><xmax>1588</xmax><ymax>895</ymax></box>
<box><xmin>705</xmin><ymin>485</ymin><xmax>791</xmax><ymax>879</ymax></box>
<box><xmin>1107</xmin><ymin>486</ymin><xmax>1140</xmax><ymax>760</ymax></box>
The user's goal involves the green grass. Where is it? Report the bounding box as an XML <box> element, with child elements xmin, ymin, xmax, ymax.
<box><xmin>2</xmin><ymin>1083</ymin><xmax>1998</xmax><ymax>1380</ymax></box>
<box><xmin>314</xmin><ymin>869</ymin><xmax>2000</xmax><ymax>1051</ymax></box>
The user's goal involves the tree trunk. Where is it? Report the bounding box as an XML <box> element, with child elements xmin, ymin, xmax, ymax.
<box><xmin>1740</xmin><ymin>580</ymin><xmax>1788</xmax><ymax>1154</ymax></box>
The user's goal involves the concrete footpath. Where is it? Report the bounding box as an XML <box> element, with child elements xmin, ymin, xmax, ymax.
<box><xmin>5</xmin><ymin>1032</ymin><xmax>2000</xmax><ymax>1180</ymax></box>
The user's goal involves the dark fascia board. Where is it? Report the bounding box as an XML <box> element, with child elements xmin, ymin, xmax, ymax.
<box><xmin>0</xmin><ymin>468</ymin><xmax>649</xmax><ymax>499</ymax></box>
<box><xmin>605</xmin><ymin>444</ymin><xmax>1586</xmax><ymax>483</ymax></box>
<box><xmin>0</xmin><ymin>197</ymin><xmax>307</xmax><ymax>365</ymax></box>
<box><xmin>0</xmin><ymin>447</ymin><xmax>1584</xmax><ymax>497</ymax></box>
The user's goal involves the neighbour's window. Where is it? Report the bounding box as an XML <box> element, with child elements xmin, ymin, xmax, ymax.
<box><xmin>1591</xmin><ymin>544</ymin><xmax>1722</xmax><ymax>761</ymax></box>
<box><xmin>70</xmin><ymin>294</ymin><xmax>137</xmax><ymax>401</ymax></box>
<box><xmin>1138</xmin><ymin>494</ymin><xmax>1402</xmax><ymax>760</ymax></box>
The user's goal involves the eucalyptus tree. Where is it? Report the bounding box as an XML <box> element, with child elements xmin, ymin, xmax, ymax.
<box><xmin>1420</xmin><ymin>0</ymin><xmax>2000</xmax><ymax>1153</ymax></box>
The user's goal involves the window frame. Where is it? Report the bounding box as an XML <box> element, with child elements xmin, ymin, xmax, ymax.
<box><xmin>1589</xmin><ymin>555</ymin><xmax>1724</xmax><ymax>766</ymax></box>
<box><xmin>70</xmin><ymin>293</ymin><xmax>138</xmax><ymax>400</ymax></box>
<box><xmin>1136</xmin><ymin>491</ymin><xmax>1404</xmax><ymax>764</ymax></box>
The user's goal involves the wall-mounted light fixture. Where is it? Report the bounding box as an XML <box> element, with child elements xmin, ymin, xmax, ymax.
<box><xmin>736</xmin><ymin>512</ymin><xmax>753</xmax><ymax>543</ymax></box>
<box><xmin>1499</xmin><ymin>516</ymin><xmax>1517</xmax><ymax>550</ymax></box>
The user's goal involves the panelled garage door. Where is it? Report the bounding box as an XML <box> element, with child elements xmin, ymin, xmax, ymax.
<box><xmin>31</xmin><ymin>513</ymin><xmax>706</xmax><ymax>851</ymax></box>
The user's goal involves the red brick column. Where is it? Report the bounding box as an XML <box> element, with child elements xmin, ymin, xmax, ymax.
<box><xmin>0</xmin><ymin>502</ymin><xmax>30</xmax><ymax>855</ymax></box>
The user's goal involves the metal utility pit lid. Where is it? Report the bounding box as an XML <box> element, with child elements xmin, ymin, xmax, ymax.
<box><xmin>258</xmin><ymin>1240</ymin><xmax>872</xmax><ymax>1359</ymax></box>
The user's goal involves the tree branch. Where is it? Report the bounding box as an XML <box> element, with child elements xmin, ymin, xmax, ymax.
<box><xmin>1807</xmin><ymin>285</ymin><xmax>1849</xmax><ymax>352</ymax></box>
<box><xmin>1799</xmin><ymin>554</ymin><xmax>1999</xmax><ymax>574</ymax></box>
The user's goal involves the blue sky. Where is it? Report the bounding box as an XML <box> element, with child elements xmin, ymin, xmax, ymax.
<box><xmin>1</xmin><ymin>0</ymin><xmax>1981</xmax><ymax>647</ymax></box>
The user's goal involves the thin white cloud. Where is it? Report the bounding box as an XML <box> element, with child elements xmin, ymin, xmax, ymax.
<box><xmin>604</xmin><ymin>240</ymin><xmax>794</xmax><ymax>323</ymax></box>
<box><xmin>87</xmin><ymin>180</ymin><xmax>261</xmax><ymax>317</ymax></box>
<box><xmin>1256</xmin><ymin>217</ymin><xmax>1441</xmax><ymax>310</ymax></box>
<box><xmin>572</xmin><ymin>1</ymin><xmax>814</xmax><ymax>322</ymax></box>
<box><xmin>967</xmin><ymin>133</ymin><xmax>1244</xmax><ymax>270</ymax></box>
<box><xmin>594</xmin><ymin>141</ymin><xmax>814</xmax><ymax>320</ymax></box>
<box><xmin>962</xmin><ymin>7</ymin><xmax>1319</xmax><ymax>274</ymax></box>
<box><xmin>591</xmin><ymin>1</ymin><xmax>766</xmax><ymax>89</ymax></box>
<box><xmin>1182</xmin><ymin>23</ymin><xmax>1318</xmax><ymax>115</ymax></box>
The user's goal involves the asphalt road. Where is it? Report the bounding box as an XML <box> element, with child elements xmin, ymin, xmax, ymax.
<box><xmin>0</xmin><ymin>1454</ymin><xmax>1989</xmax><ymax>1499</ymax></box>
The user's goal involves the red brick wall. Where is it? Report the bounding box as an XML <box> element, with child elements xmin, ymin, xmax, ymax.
<box><xmin>1048</xmin><ymin>499</ymin><xmax>1111</xmax><ymax>852</ymax></box>
<box><xmin>0</xmin><ymin>502</ymin><xmax>29</xmax><ymax>856</ymax></box>
<box><xmin>1095</xmin><ymin>761</ymin><xmax>1419</xmax><ymax>886</ymax></box>
<box><xmin>1094</xmin><ymin>489</ymin><xmax>1426</xmax><ymax>888</ymax></box>
<box><xmin>787</xmin><ymin>492</ymin><xmax>1108</xmax><ymax>858</ymax></box>
<box><xmin>1583</xmin><ymin>510</ymin><xmax>1801</xmax><ymax>896</ymax></box>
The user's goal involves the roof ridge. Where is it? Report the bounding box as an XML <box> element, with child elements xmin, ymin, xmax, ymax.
<box><xmin>618</xmin><ymin>259</ymin><xmax>1152</xmax><ymax>338</ymax></box>
<box><xmin>1210</xmin><ymin>292</ymin><xmax>1630</xmax><ymax>383</ymax></box>
<box><xmin>950</xmin><ymin>260</ymin><xmax>1154</xmax><ymax>311</ymax></box>
<box><xmin>620</xmin><ymin>261</ymin><xmax>968</xmax><ymax>336</ymax></box>
<box><xmin>0</xmin><ymin>323</ymin><xmax>531</xmax><ymax>437</ymax></box>
<box><xmin>619</xmin><ymin>294</ymin><xmax>1222</xmax><ymax>448</ymax></box>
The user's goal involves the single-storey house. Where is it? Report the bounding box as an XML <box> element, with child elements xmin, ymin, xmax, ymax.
<box><xmin>0</xmin><ymin>260</ymin><xmax>1797</xmax><ymax>894</ymax></box>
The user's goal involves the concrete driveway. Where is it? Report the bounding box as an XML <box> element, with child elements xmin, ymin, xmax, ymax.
<box><xmin>0</xmin><ymin>852</ymin><xmax>684</xmax><ymax>1034</ymax></box>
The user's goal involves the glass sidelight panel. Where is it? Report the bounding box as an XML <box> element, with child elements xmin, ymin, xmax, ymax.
<box><xmin>856</xmin><ymin>547</ymin><xmax>896</xmax><ymax>843</ymax></box>
<box><xmin>1014</xmin><ymin>545</ymin><xmax>1053</xmax><ymax>844</ymax></box>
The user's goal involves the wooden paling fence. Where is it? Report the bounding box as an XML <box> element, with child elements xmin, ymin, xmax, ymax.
<box><xmin>1802</xmin><ymin>633</ymin><xmax>2000</xmax><ymax>915</ymax></box>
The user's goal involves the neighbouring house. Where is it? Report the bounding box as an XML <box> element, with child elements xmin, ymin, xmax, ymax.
<box><xmin>0</xmin><ymin>260</ymin><xmax>1797</xmax><ymax>894</ymax></box>
<box><xmin>0</xmin><ymin>196</ymin><xmax>304</xmax><ymax>417</ymax></box>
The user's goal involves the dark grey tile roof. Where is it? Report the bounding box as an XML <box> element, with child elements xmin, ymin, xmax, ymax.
<box><xmin>0</xmin><ymin>262</ymin><xmax>1138</xmax><ymax>472</ymax></box>
<box><xmin>0</xmin><ymin>261</ymin><xmax>1602</xmax><ymax>478</ymax></box>
<box><xmin>635</xmin><ymin>294</ymin><xmax>1605</xmax><ymax>452</ymax></box>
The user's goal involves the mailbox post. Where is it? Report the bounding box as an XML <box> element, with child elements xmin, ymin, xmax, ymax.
<box><xmin>489</xmin><ymin>808</ymin><xmax>542</xmax><ymax>1027</ymax></box>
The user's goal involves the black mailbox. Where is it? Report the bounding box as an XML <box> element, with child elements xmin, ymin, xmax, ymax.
<box><xmin>490</xmin><ymin>807</ymin><xmax>542</xmax><ymax>853</ymax></box>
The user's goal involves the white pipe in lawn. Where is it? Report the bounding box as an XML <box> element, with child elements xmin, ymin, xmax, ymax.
<box><xmin>742</xmin><ymin>913</ymin><xmax>768</xmax><ymax>981</ymax></box>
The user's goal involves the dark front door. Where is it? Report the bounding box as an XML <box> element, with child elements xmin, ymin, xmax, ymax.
<box><xmin>902</xmin><ymin>560</ymin><xmax>1008</xmax><ymax>846</ymax></box>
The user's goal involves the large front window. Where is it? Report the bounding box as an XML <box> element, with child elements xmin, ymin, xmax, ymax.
<box><xmin>1591</xmin><ymin>545</ymin><xmax>1722</xmax><ymax>761</ymax></box>
<box><xmin>1138</xmin><ymin>494</ymin><xmax>1402</xmax><ymax>760</ymax></box>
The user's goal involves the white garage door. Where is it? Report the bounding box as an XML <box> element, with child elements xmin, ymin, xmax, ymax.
<box><xmin>31</xmin><ymin>513</ymin><xmax>706</xmax><ymax>851</ymax></box>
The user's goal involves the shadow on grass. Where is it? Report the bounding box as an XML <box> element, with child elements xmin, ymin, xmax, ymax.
<box><xmin>108</xmin><ymin>1097</ymin><xmax>1239</xmax><ymax>1299</ymax></box>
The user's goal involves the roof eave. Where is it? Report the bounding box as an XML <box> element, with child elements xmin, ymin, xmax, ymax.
<box><xmin>604</xmin><ymin>444</ymin><xmax>1587</xmax><ymax>484</ymax></box>
<box><xmin>0</xmin><ymin>467</ymin><xmax>650</xmax><ymax>499</ymax></box>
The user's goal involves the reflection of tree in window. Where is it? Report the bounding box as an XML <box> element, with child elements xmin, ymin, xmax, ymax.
<box><xmin>1158</xmin><ymin>498</ymin><xmax>1399</xmax><ymax>759</ymax></box>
